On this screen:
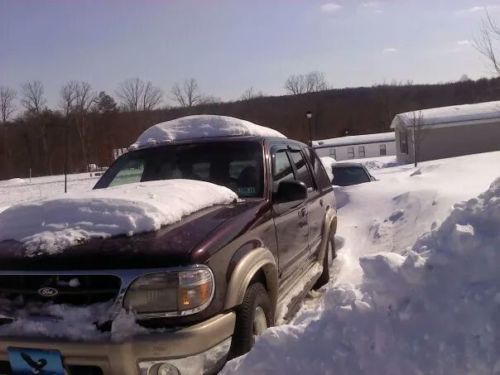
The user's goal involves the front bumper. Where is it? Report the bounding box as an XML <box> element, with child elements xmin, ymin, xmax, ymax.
<box><xmin>0</xmin><ymin>312</ymin><xmax>235</xmax><ymax>375</ymax></box>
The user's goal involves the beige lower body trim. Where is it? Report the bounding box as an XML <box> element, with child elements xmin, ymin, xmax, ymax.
<box><xmin>0</xmin><ymin>312</ymin><xmax>235</xmax><ymax>375</ymax></box>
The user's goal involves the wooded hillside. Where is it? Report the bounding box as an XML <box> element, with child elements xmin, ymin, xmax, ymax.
<box><xmin>1</xmin><ymin>77</ymin><xmax>500</xmax><ymax>180</ymax></box>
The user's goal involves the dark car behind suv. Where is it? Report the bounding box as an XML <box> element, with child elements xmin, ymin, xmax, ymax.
<box><xmin>0</xmin><ymin>118</ymin><xmax>337</xmax><ymax>375</ymax></box>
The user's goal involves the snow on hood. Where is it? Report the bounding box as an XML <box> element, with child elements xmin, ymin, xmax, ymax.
<box><xmin>0</xmin><ymin>179</ymin><xmax>237</xmax><ymax>256</ymax></box>
<box><xmin>131</xmin><ymin>115</ymin><xmax>286</xmax><ymax>149</ymax></box>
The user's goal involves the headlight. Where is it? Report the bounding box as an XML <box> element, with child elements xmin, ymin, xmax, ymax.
<box><xmin>124</xmin><ymin>266</ymin><xmax>214</xmax><ymax>318</ymax></box>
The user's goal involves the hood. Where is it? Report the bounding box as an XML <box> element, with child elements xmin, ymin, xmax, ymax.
<box><xmin>0</xmin><ymin>200</ymin><xmax>265</xmax><ymax>270</ymax></box>
<box><xmin>0</xmin><ymin>179</ymin><xmax>237</xmax><ymax>257</ymax></box>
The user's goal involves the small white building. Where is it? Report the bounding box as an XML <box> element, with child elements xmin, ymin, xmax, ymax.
<box><xmin>313</xmin><ymin>132</ymin><xmax>396</xmax><ymax>161</ymax></box>
<box><xmin>391</xmin><ymin>101</ymin><xmax>500</xmax><ymax>164</ymax></box>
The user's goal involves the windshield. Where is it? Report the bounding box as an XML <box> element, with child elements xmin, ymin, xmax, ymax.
<box><xmin>332</xmin><ymin>166</ymin><xmax>371</xmax><ymax>186</ymax></box>
<box><xmin>95</xmin><ymin>140</ymin><xmax>264</xmax><ymax>198</ymax></box>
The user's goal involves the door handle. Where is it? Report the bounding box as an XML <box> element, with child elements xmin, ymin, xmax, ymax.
<box><xmin>320</xmin><ymin>199</ymin><xmax>324</xmax><ymax>207</ymax></box>
<box><xmin>298</xmin><ymin>207</ymin><xmax>307</xmax><ymax>217</ymax></box>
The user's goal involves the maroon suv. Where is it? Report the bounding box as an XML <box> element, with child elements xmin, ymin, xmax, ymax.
<box><xmin>0</xmin><ymin>130</ymin><xmax>337</xmax><ymax>375</ymax></box>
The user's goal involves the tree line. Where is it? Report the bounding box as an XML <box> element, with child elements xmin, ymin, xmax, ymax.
<box><xmin>0</xmin><ymin>74</ymin><xmax>500</xmax><ymax>181</ymax></box>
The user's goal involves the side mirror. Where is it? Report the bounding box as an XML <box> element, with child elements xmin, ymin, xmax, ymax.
<box><xmin>274</xmin><ymin>180</ymin><xmax>307</xmax><ymax>204</ymax></box>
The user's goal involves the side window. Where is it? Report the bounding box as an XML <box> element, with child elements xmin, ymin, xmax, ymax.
<box><xmin>379</xmin><ymin>144</ymin><xmax>387</xmax><ymax>156</ymax></box>
<box><xmin>307</xmin><ymin>149</ymin><xmax>331</xmax><ymax>190</ymax></box>
<box><xmin>358</xmin><ymin>146</ymin><xmax>365</xmax><ymax>158</ymax></box>
<box><xmin>289</xmin><ymin>150</ymin><xmax>314</xmax><ymax>189</ymax></box>
<box><xmin>272</xmin><ymin>150</ymin><xmax>294</xmax><ymax>192</ymax></box>
<box><xmin>109</xmin><ymin>160</ymin><xmax>145</xmax><ymax>187</ymax></box>
<box><xmin>347</xmin><ymin>147</ymin><xmax>355</xmax><ymax>159</ymax></box>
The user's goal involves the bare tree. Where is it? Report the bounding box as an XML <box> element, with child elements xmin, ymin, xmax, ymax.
<box><xmin>0</xmin><ymin>86</ymin><xmax>17</xmax><ymax>123</ymax></box>
<box><xmin>142</xmin><ymin>81</ymin><xmax>163</xmax><ymax>111</ymax></box>
<box><xmin>304</xmin><ymin>71</ymin><xmax>328</xmax><ymax>92</ymax></box>
<box><xmin>240</xmin><ymin>87</ymin><xmax>264</xmax><ymax>101</ymax></box>
<box><xmin>474</xmin><ymin>11</ymin><xmax>500</xmax><ymax>75</ymax></box>
<box><xmin>171</xmin><ymin>78</ymin><xmax>203</xmax><ymax>107</ymax></box>
<box><xmin>284</xmin><ymin>71</ymin><xmax>329</xmax><ymax>95</ymax></box>
<box><xmin>74</xmin><ymin>81</ymin><xmax>97</xmax><ymax>113</ymax></box>
<box><xmin>59</xmin><ymin>81</ymin><xmax>78</xmax><ymax>116</ymax></box>
<box><xmin>74</xmin><ymin>82</ymin><xmax>97</xmax><ymax>172</ymax></box>
<box><xmin>20</xmin><ymin>80</ymin><xmax>47</xmax><ymax>114</ymax></box>
<box><xmin>21</xmin><ymin>81</ymin><xmax>50</xmax><ymax>173</ymax></box>
<box><xmin>284</xmin><ymin>74</ymin><xmax>305</xmax><ymax>95</ymax></box>
<box><xmin>116</xmin><ymin>78</ymin><xmax>163</xmax><ymax>111</ymax></box>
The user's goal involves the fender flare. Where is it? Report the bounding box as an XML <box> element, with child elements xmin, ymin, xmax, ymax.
<box><xmin>223</xmin><ymin>247</ymin><xmax>278</xmax><ymax>314</ymax></box>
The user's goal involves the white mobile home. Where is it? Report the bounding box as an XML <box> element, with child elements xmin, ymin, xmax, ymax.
<box><xmin>313</xmin><ymin>132</ymin><xmax>395</xmax><ymax>161</ymax></box>
<box><xmin>391</xmin><ymin>101</ymin><xmax>500</xmax><ymax>164</ymax></box>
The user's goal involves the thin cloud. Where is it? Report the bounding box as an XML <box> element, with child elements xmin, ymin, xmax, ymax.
<box><xmin>455</xmin><ymin>5</ymin><xmax>500</xmax><ymax>16</ymax></box>
<box><xmin>447</xmin><ymin>40</ymin><xmax>472</xmax><ymax>53</ymax></box>
<box><xmin>361</xmin><ymin>1</ymin><xmax>381</xmax><ymax>8</ymax></box>
<box><xmin>382</xmin><ymin>47</ymin><xmax>398</xmax><ymax>53</ymax></box>
<box><xmin>360</xmin><ymin>1</ymin><xmax>384</xmax><ymax>14</ymax></box>
<box><xmin>320</xmin><ymin>3</ymin><xmax>342</xmax><ymax>13</ymax></box>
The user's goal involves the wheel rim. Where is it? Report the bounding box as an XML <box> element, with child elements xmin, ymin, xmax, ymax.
<box><xmin>253</xmin><ymin>306</ymin><xmax>268</xmax><ymax>336</ymax></box>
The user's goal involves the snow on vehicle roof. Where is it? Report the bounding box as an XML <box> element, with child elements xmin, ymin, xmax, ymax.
<box><xmin>313</xmin><ymin>132</ymin><xmax>395</xmax><ymax>148</ymax></box>
<box><xmin>391</xmin><ymin>100</ymin><xmax>500</xmax><ymax>129</ymax></box>
<box><xmin>131</xmin><ymin>115</ymin><xmax>286</xmax><ymax>149</ymax></box>
<box><xmin>0</xmin><ymin>179</ymin><xmax>237</xmax><ymax>256</ymax></box>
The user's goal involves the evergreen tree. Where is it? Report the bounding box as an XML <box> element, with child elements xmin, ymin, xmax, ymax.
<box><xmin>96</xmin><ymin>91</ymin><xmax>117</xmax><ymax>114</ymax></box>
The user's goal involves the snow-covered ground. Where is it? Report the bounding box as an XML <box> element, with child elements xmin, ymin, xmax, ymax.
<box><xmin>224</xmin><ymin>151</ymin><xmax>500</xmax><ymax>375</ymax></box>
<box><xmin>0</xmin><ymin>173</ymin><xmax>99</xmax><ymax>213</ymax></box>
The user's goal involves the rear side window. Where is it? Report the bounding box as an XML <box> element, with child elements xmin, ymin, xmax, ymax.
<box><xmin>307</xmin><ymin>149</ymin><xmax>331</xmax><ymax>190</ymax></box>
<box><xmin>272</xmin><ymin>150</ymin><xmax>294</xmax><ymax>192</ymax></box>
<box><xmin>288</xmin><ymin>150</ymin><xmax>314</xmax><ymax>189</ymax></box>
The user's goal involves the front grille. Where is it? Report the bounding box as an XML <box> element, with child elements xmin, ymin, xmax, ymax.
<box><xmin>0</xmin><ymin>361</ymin><xmax>103</xmax><ymax>375</ymax></box>
<box><xmin>0</xmin><ymin>275</ymin><xmax>121</xmax><ymax>307</ymax></box>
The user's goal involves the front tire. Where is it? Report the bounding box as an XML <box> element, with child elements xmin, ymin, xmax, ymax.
<box><xmin>228</xmin><ymin>282</ymin><xmax>273</xmax><ymax>359</ymax></box>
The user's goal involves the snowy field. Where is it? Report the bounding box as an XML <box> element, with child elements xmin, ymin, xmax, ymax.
<box><xmin>0</xmin><ymin>173</ymin><xmax>99</xmax><ymax>213</ymax></box>
<box><xmin>0</xmin><ymin>151</ymin><xmax>499</xmax><ymax>374</ymax></box>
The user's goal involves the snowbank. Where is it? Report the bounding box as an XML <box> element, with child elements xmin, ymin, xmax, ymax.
<box><xmin>4</xmin><ymin>178</ymin><xmax>26</xmax><ymax>185</ymax></box>
<box><xmin>224</xmin><ymin>177</ymin><xmax>500</xmax><ymax>375</ymax></box>
<box><xmin>131</xmin><ymin>115</ymin><xmax>285</xmax><ymax>149</ymax></box>
<box><xmin>0</xmin><ymin>179</ymin><xmax>237</xmax><ymax>256</ymax></box>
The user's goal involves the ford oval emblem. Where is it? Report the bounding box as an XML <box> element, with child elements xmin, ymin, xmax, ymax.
<box><xmin>38</xmin><ymin>287</ymin><xmax>59</xmax><ymax>298</ymax></box>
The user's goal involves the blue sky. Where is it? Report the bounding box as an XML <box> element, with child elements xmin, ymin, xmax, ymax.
<box><xmin>1</xmin><ymin>0</ymin><xmax>499</xmax><ymax>108</ymax></box>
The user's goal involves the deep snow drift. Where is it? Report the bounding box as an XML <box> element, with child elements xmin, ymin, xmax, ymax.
<box><xmin>131</xmin><ymin>115</ymin><xmax>285</xmax><ymax>149</ymax></box>
<box><xmin>225</xmin><ymin>151</ymin><xmax>500</xmax><ymax>375</ymax></box>
<box><xmin>0</xmin><ymin>179</ymin><xmax>237</xmax><ymax>256</ymax></box>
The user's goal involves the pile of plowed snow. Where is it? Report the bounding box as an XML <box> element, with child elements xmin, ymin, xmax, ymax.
<box><xmin>224</xmin><ymin>177</ymin><xmax>500</xmax><ymax>375</ymax></box>
<box><xmin>0</xmin><ymin>179</ymin><xmax>237</xmax><ymax>256</ymax></box>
